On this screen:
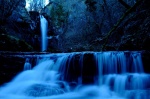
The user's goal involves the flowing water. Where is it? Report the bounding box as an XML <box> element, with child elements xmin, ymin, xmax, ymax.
<box><xmin>0</xmin><ymin>51</ymin><xmax>150</xmax><ymax>99</ymax></box>
<box><xmin>24</xmin><ymin>58</ymin><xmax>32</xmax><ymax>70</ymax></box>
<box><xmin>40</xmin><ymin>15</ymin><xmax>48</xmax><ymax>52</ymax></box>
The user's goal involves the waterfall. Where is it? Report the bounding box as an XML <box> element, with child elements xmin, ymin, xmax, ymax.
<box><xmin>40</xmin><ymin>15</ymin><xmax>48</xmax><ymax>52</ymax></box>
<box><xmin>0</xmin><ymin>51</ymin><xmax>150</xmax><ymax>99</ymax></box>
<box><xmin>24</xmin><ymin>58</ymin><xmax>32</xmax><ymax>70</ymax></box>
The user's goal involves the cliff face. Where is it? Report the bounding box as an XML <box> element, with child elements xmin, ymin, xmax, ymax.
<box><xmin>42</xmin><ymin>0</ymin><xmax>150</xmax><ymax>52</ymax></box>
<box><xmin>106</xmin><ymin>0</ymin><xmax>150</xmax><ymax>51</ymax></box>
<box><xmin>0</xmin><ymin>0</ymin><xmax>35</xmax><ymax>51</ymax></box>
<box><xmin>0</xmin><ymin>0</ymin><xmax>149</xmax><ymax>52</ymax></box>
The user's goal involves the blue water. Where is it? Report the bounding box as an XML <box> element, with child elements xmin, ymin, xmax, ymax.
<box><xmin>40</xmin><ymin>15</ymin><xmax>48</xmax><ymax>52</ymax></box>
<box><xmin>0</xmin><ymin>51</ymin><xmax>149</xmax><ymax>99</ymax></box>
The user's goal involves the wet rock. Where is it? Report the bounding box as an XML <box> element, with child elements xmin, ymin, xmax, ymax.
<box><xmin>59</xmin><ymin>53</ymin><xmax>98</xmax><ymax>85</ymax></box>
<box><xmin>29</xmin><ymin>11</ymin><xmax>40</xmax><ymax>32</ymax></box>
<box><xmin>0</xmin><ymin>55</ymin><xmax>25</xmax><ymax>85</ymax></box>
<box><xmin>142</xmin><ymin>51</ymin><xmax>150</xmax><ymax>73</ymax></box>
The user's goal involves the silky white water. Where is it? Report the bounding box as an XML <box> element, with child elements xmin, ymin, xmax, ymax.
<box><xmin>40</xmin><ymin>15</ymin><xmax>48</xmax><ymax>52</ymax></box>
<box><xmin>24</xmin><ymin>58</ymin><xmax>32</xmax><ymax>70</ymax></box>
<box><xmin>0</xmin><ymin>52</ymin><xmax>150</xmax><ymax>99</ymax></box>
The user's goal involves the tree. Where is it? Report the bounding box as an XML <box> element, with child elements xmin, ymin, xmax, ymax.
<box><xmin>26</xmin><ymin>0</ymin><xmax>49</xmax><ymax>11</ymax></box>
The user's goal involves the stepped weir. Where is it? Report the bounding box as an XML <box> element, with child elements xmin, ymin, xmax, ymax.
<box><xmin>0</xmin><ymin>51</ymin><xmax>150</xmax><ymax>99</ymax></box>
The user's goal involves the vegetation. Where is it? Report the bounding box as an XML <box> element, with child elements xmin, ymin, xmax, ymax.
<box><xmin>51</xmin><ymin>4</ymin><xmax>68</xmax><ymax>29</ymax></box>
<box><xmin>0</xmin><ymin>0</ymin><xmax>149</xmax><ymax>52</ymax></box>
<box><xmin>0</xmin><ymin>34</ymin><xmax>33</xmax><ymax>51</ymax></box>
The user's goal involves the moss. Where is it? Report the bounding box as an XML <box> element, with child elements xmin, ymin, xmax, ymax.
<box><xmin>0</xmin><ymin>34</ymin><xmax>33</xmax><ymax>51</ymax></box>
<box><xmin>50</xmin><ymin>4</ymin><xmax>68</xmax><ymax>28</ymax></box>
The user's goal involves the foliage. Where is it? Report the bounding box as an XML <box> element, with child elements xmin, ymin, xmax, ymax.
<box><xmin>0</xmin><ymin>34</ymin><xmax>33</xmax><ymax>51</ymax></box>
<box><xmin>50</xmin><ymin>4</ymin><xmax>68</xmax><ymax>30</ymax></box>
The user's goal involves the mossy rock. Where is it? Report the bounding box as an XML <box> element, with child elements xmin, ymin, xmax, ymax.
<box><xmin>0</xmin><ymin>34</ymin><xmax>33</xmax><ymax>51</ymax></box>
<box><xmin>42</xmin><ymin>2</ymin><xmax>68</xmax><ymax>28</ymax></box>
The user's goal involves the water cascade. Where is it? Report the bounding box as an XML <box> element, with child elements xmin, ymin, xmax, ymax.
<box><xmin>40</xmin><ymin>15</ymin><xmax>48</xmax><ymax>51</ymax></box>
<box><xmin>24</xmin><ymin>58</ymin><xmax>32</xmax><ymax>70</ymax></box>
<box><xmin>0</xmin><ymin>51</ymin><xmax>150</xmax><ymax>99</ymax></box>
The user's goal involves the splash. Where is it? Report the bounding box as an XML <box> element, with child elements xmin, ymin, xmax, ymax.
<box><xmin>0</xmin><ymin>51</ymin><xmax>150</xmax><ymax>99</ymax></box>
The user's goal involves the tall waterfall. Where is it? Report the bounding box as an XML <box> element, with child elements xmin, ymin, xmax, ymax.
<box><xmin>40</xmin><ymin>15</ymin><xmax>48</xmax><ymax>52</ymax></box>
<box><xmin>0</xmin><ymin>51</ymin><xmax>150</xmax><ymax>99</ymax></box>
